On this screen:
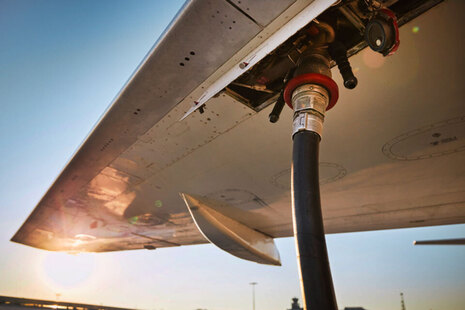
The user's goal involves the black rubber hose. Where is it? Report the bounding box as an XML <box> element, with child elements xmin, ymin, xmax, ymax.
<box><xmin>292</xmin><ymin>130</ymin><xmax>338</xmax><ymax>310</ymax></box>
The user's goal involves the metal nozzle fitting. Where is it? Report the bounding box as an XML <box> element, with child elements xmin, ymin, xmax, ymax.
<box><xmin>292</xmin><ymin>84</ymin><xmax>329</xmax><ymax>138</ymax></box>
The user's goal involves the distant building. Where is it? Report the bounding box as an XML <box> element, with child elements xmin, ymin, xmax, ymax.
<box><xmin>287</xmin><ymin>298</ymin><xmax>303</xmax><ymax>310</ymax></box>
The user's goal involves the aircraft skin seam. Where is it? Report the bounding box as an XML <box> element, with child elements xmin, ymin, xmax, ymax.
<box><xmin>224</xmin><ymin>0</ymin><xmax>261</xmax><ymax>27</ymax></box>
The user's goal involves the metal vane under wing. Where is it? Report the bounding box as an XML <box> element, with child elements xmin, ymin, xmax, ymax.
<box><xmin>181</xmin><ymin>193</ymin><xmax>281</xmax><ymax>266</ymax></box>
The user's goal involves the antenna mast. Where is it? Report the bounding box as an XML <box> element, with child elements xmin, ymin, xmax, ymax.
<box><xmin>400</xmin><ymin>292</ymin><xmax>406</xmax><ymax>310</ymax></box>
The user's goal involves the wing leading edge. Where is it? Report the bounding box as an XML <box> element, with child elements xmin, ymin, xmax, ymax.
<box><xmin>11</xmin><ymin>0</ymin><xmax>313</xmax><ymax>252</ymax></box>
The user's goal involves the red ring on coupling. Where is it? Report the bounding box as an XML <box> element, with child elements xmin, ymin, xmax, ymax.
<box><xmin>283</xmin><ymin>73</ymin><xmax>339</xmax><ymax>111</ymax></box>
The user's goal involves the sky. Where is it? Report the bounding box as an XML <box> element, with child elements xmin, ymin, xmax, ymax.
<box><xmin>0</xmin><ymin>1</ymin><xmax>464</xmax><ymax>310</ymax></box>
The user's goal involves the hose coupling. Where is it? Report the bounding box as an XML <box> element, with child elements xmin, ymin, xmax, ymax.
<box><xmin>292</xmin><ymin>84</ymin><xmax>329</xmax><ymax>138</ymax></box>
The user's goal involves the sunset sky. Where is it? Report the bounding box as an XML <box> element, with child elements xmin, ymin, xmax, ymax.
<box><xmin>0</xmin><ymin>1</ymin><xmax>464</xmax><ymax>310</ymax></box>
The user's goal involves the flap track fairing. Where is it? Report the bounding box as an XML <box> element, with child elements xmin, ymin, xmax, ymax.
<box><xmin>180</xmin><ymin>193</ymin><xmax>281</xmax><ymax>266</ymax></box>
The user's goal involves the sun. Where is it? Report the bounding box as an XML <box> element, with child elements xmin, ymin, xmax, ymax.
<box><xmin>39</xmin><ymin>252</ymin><xmax>97</xmax><ymax>290</ymax></box>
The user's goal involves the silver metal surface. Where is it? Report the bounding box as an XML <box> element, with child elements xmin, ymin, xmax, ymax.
<box><xmin>293</xmin><ymin>112</ymin><xmax>325</xmax><ymax>137</ymax></box>
<box><xmin>292</xmin><ymin>84</ymin><xmax>329</xmax><ymax>114</ymax></box>
<box><xmin>182</xmin><ymin>193</ymin><xmax>281</xmax><ymax>265</ymax></box>
<box><xmin>291</xmin><ymin>84</ymin><xmax>329</xmax><ymax>137</ymax></box>
<box><xmin>11</xmin><ymin>0</ymin><xmax>263</xmax><ymax>249</ymax></box>
<box><xmin>228</xmin><ymin>0</ymin><xmax>296</xmax><ymax>27</ymax></box>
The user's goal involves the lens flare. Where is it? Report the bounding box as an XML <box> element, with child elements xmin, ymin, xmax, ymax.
<box><xmin>128</xmin><ymin>216</ymin><xmax>139</xmax><ymax>224</ymax></box>
<box><xmin>40</xmin><ymin>252</ymin><xmax>96</xmax><ymax>289</ymax></box>
<box><xmin>412</xmin><ymin>26</ymin><xmax>420</xmax><ymax>33</ymax></box>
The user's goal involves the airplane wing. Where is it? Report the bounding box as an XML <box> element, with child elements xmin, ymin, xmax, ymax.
<box><xmin>12</xmin><ymin>0</ymin><xmax>465</xmax><ymax>259</ymax></box>
<box><xmin>414</xmin><ymin>239</ymin><xmax>465</xmax><ymax>245</ymax></box>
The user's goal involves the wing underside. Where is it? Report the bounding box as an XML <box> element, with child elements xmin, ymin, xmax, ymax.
<box><xmin>12</xmin><ymin>0</ymin><xmax>465</xmax><ymax>253</ymax></box>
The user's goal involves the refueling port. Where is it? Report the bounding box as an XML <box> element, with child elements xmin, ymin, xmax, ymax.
<box><xmin>225</xmin><ymin>1</ymin><xmax>442</xmax><ymax>113</ymax></box>
<box><xmin>364</xmin><ymin>8</ymin><xmax>400</xmax><ymax>56</ymax></box>
<box><xmin>278</xmin><ymin>6</ymin><xmax>403</xmax><ymax>308</ymax></box>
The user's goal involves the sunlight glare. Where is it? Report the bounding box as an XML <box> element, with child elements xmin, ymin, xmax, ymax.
<box><xmin>39</xmin><ymin>252</ymin><xmax>97</xmax><ymax>289</ymax></box>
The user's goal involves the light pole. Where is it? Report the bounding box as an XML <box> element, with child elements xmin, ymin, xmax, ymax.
<box><xmin>249</xmin><ymin>282</ymin><xmax>257</xmax><ymax>310</ymax></box>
